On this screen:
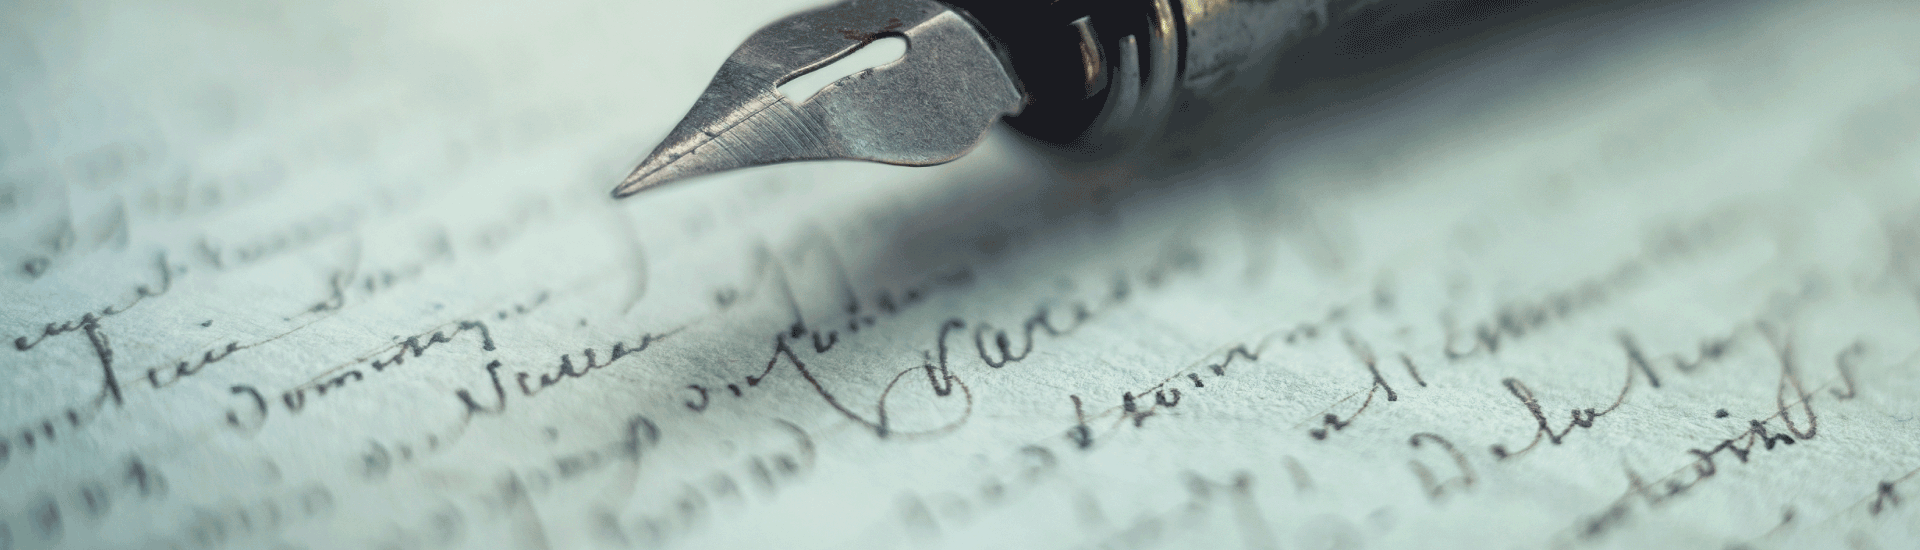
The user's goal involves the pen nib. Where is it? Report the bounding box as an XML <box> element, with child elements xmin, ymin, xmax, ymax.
<box><xmin>613</xmin><ymin>0</ymin><xmax>1023</xmax><ymax>197</ymax></box>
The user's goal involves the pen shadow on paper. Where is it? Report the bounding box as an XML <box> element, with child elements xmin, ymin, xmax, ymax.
<box><xmin>862</xmin><ymin>0</ymin><xmax>1743</xmax><ymax>283</ymax></box>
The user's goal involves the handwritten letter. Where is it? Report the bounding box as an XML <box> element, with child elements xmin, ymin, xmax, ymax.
<box><xmin>3</xmin><ymin>0</ymin><xmax>1918</xmax><ymax>548</ymax></box>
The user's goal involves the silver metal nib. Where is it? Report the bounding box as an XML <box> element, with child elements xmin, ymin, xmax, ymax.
<box><xmin>612</xmin><ymin>0</ymin><xmax>1023</xmax><ymax>197</ymax></box>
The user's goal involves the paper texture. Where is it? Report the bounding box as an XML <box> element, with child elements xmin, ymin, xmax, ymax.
<box><xmin>3</xmin><ymin>0</ymin><xmax>1919</xmax><ymax>548</ymax></box>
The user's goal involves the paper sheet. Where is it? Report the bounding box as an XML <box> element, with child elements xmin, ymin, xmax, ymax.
<box><xmin>4</xmin><ymin>0</ymin><xmax>1920</xmax><ymax>548</ymax></box>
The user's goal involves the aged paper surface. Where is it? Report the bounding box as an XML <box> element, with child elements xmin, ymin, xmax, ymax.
<box><xmin>3</xmin><ymin>0</ymin><xmax>1919</xmax><ymax>548</ymax></box>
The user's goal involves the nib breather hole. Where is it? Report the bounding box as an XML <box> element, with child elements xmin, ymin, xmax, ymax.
<box><xmin>777</xmin><ymin>35</ymin><xmax>908</xmax><ymax>103</ymax></box>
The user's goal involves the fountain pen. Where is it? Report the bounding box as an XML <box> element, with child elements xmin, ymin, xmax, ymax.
<box><xmin>613</xmin><ymin>0</ymin><xmax>1474</xmax><ymax>197</ymax></box>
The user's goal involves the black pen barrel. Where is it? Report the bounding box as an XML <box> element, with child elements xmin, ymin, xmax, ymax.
<box><xmin>950</xmin><ymin>0</ymin><xmax>1528</xmax><ymax>154</ymax></box>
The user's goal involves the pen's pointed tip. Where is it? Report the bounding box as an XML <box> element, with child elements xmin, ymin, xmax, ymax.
<box><xmin>609</xmin><ymin>182</ymin><xmax>641</xmax><ymax>199</ymax></box>
<box><xmin>611</xmin><ymin>167</ymin><xmax>664</xmax><ymax>198</ymax></box>
<box><xmin>610</xmin><ymin>142</ymin><xmax>727</xmax><ymax>198</ymax></box>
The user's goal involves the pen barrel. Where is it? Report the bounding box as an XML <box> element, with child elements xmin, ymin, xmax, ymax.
<box><xmin>963</xmin><ymin>0</ymin><xmax>1520</xmax><ymax>155</ymax></box>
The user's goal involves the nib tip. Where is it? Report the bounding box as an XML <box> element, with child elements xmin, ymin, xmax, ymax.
<box><xmin>611</xmin><ymin>163</ymin><xmax>675</xmax><ymax>198</ymax></box>
<box><xmin>610</xmin><ymin>179</ymin><xmax>644</xmax><ymax>199</ymax></box>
